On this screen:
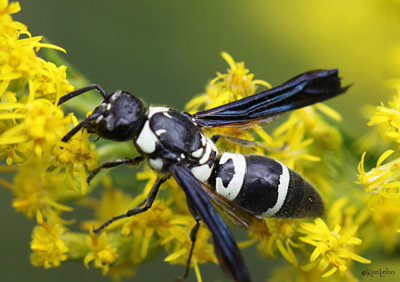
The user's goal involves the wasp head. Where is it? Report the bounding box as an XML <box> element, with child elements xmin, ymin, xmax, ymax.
<box><xmin>86</xmin><ymin>91</ymin><xmax>147</xmax><ymax>141</ymax></box>
<box><xmin>61</xmin><ymin>90</ymin><xmax>147</xmax><ymax>143</ymax></box>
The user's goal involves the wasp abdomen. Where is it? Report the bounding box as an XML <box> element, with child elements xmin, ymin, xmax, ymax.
<box><xmin>208</xmin><ymin>153</ymin><xmax>324</xmax><ymax>218</ymax></box>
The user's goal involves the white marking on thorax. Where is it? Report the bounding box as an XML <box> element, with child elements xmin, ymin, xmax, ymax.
<box><xmin>148</xmin><ymin>106</ymin><xmax>169</xmax><ymax>117</ymax></box>
<box><xmin>156</xmin><ymin>129</ymin><xmax>166</xmax><ymax>135</ymax></box>
<box><xmin>262</xmin><ymin>162</ymin><xmax>290</xmax><ymax>217</ymax></box>
<box><xmin>209</xmin><ymin>137</ymin><xmax>218</xmax><ymax>152</ymax></box>
<box><xmin>215</xmin><ymin>153</ymin><xmax>246</xmax><ymax>201</ymax></box>
<box><xmin>192</xmin><ymin>147</ymin><xmax>204</xmax><ymax>158</ymax></box>
<box><xmin>191</xmin><ymin>163</ymin><xmax>214</xmax><ymax>182</ymax></box>
<box><xmin>199</xmin><ymin>142</ymin><xmax>211</xmax><ymax>165</ymax></box>
<box><xmin>106</xmin><ymin>103</ymin><xmax>112</xmax><ymax>110</ymax></box>
<box><xmin>149</xmin><ymin>158</ymin><xmax>163</xmax><ymax>171</ymax></box>
<box><xmin>201</xmin><ymin>135</ymin><xmax>206</xmax><ymax>146</ymax></box>
<box><xmin>198</xmin><ymin>137</ymin><xmax>217</xmax><ymax>165</ymax></box>
<box><xmin>110</xmin><ymin>91</ymin><xmax>122</xmax><ymax>102</ymax></box>
<box><xmin>135</xmin><ymin>107</ymin><xmax>169</xmax><ymax>154</ymax></box>
<box><xmin>136</xmin><ymin>121</ymin><xmax>158</xmax><ymax>153</ymax></box>
<box><xmin>163</xmin><ymin>112</ymin><xmax>172</xmax><ymax>118</ymax></box>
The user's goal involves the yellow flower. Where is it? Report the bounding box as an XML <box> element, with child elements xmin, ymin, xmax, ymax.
<box><xmin>0</xmin><ymin>99</ymin><xmax>71</xmax><ymax>158</ymax></box>
<box><xmin>121</xmin><ymin>199</ymin><xmax>173</xmax><ymax>262</ymax></box>
<box><xmin>84</xmin><ymin>231</ymin><xmax>118</xmax><ymax>275</ymax></box>
<box><xmin>163</xmin><ymin>216</ymin><xmax>216</xmax><ymax>282</ymax></box>
<box><xmin>299</xmin><ymin>218</ymin><xmax>370</xmax><ymax>278</ymax></box>
<box><xmin>0</xmin><ymin>29</ymin><xmax>67</xmax><ymax>101</ymax></box>
<box><xmin>367</xmin><ymin>86</ymin><xmax>400</xmax><ymax>143</ymax></box>
<box><xmin>269</xmin><ymin>264</ymin><xmax>354</xmax><ymax>282</ymax></box>
<box><xmin>0</xmin><ymin>0</ymin><xmax>24</xmax><ymax>36</ymax></box>
<box><xmin>52</xmin><ymin>126</ymin><xmax>98</xmax><ymax>194</ymax></box>
<box><xmin>263</xmin><ymin>122</ymin><xmax>320</xmax><ymax>170</ymax></box>
<box><xmin>11</xmin><ymin>165</ymin><xmax>72</xmax><ymax>219</ymax></box>
<box><xmin>81</xmin><ymin>177</ymin><xmax>134</xmax><ymax>231</ymax></box>
<box><xmin>357</xmin><ymin>150</ymin><xmax>400</xmax><ymax>201</ymax></box>
<box><xmin>31</xmin><ymin>60</ymin><xmax>74</xmax><ymax>102</ymax></box>
<box><xmin>30</xmin><ymin>213</ymin><xmax>69</xmax><ymax>269</ymax></box>
<box><xmin>368</xmin><ymin>197</ymin><xmax>400</xmax><ymax>251</ymax></box>
<box><xmin>254</xmin><ymin>218</ymin><xmax>302</xmax><ymax>266</ymax></box>
<box><xmin>185</xmin><ymin>52</ymin><xmax>271</xmax><ymax>113</ymax></box>
<box><xmin>185</xmin><ymin>52</ymin><xmax>271</xmax><ymax>154</ymax></box>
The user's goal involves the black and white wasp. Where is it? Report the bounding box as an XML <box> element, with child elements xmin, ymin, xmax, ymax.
<box><xmin>58</xmin><ymin>69</ymin><xmax>348</xmax><ymax>282</ymax></box>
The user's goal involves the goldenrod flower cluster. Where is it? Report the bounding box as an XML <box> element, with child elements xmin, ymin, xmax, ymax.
<box><xmin>0</xmin><ymin>0</ymin><xmax>100</xmax><ymax>273</ymax></box>
<box><xmin>356</xmin><ymin>79</ymin><xmax>400</xmax><ymax>252</ymax></box>
<box><xmin>2</xmin><ymin>1</ymin><xmax>396</xmax><ymax>282</ymax></box>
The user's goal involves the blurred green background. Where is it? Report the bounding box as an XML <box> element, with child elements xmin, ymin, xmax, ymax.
<box><xmin>2</xmin><ymin>0</ymin><xmax>400</xmax><ymax>281</ymax></box>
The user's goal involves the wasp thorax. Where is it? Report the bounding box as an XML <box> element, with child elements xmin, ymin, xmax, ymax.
<box><xmin>88</xmin><ymin>91</ymin><xmax>147</xmax><ymax>141</ymax></box>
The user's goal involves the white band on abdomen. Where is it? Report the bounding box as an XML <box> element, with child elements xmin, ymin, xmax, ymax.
<box><xmin>262</xmin><ymin>161</ymin><xmax>290</xmax><ymax>217</ymax></box>
<box><xmin>216</xmin><ymin>153</ymin><xmax>246</xmax><ymax>201</ymax></box>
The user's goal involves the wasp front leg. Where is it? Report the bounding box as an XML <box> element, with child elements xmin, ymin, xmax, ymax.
<box><xmin>87</xmin><ymin>156</ymin><xmax>145</xmax><ymax>185</ymax></box>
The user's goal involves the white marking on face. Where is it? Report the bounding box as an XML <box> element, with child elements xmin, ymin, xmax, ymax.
<box><xmin>106</xmin><ymin>103</ymin><xmax>112</xmax><ymax>110</ymax></box>
<box><xmin>180</xmin><ymin>153</ymin><xmax>185</xmax><ymax>159</ymax></box>
<box><xmin>262</xmin><ymin>162</ymin><xmax>290</xmax><ymax>217</ymax></box>
<box><xmin>215</xmin><ymin>153</ymin><xmax>246</xmax><ymax>201</ymax></box>
<box><xmin>148</xmin><ymin>106</ymin><xmax>169</xmax><ymax>117</ymax></box>
<box><xmin>149</xmin><ymin>158</ymin><xmax>163</xmax><ymax>171</ymax></box>
<box><xmin>95</xmin><ymin>115</ymin><xmax>104</xmax><ymax>124</ymax></box>
<box><xmin>191</xmin><ymin>163</ymin><xmax>213</xmax><ymax>182</ymax></box>
<box><xmin>135</xmin><ymin>121</ymin><xmax>158</xmax><ymax>154</ymax></box>
<box><xmin>104</xmin><ymin>115</ymin><xmax>113</xmax><ymax>129</ymax></box>
<box><xmin>155</xmin><ymin>129</ymin><xmax>167</xmax><ymax>135</ymax></box>
<box><xmin>192</xmin><ymin>147</ymin><xmax>204</xmax><ymax>158</ymax></box>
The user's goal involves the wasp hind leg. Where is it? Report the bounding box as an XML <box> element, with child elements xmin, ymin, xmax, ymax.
<box><xmin>93</xmin><ymin>176</ymin><xmax>168</xmax><ymax>233</ymax></box>
<box><xmin>176</xmin><ymin>198</ymin><xmax>201</xmax><ymax>281</ymax></box>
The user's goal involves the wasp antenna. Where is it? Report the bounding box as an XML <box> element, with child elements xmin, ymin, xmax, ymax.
<box><xmin>58</xmin><ymin>84</ymin><xmax>109</xmax><ymax>105</ymax></box>
<box><xmin>61</xmin><ymin>113</ymin><xmax>100</xmax><ymax>142</ymax></box>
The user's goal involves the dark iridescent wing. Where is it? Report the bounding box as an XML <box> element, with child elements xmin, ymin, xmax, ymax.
<box><xmin>201</xmin><ymin>181</ymin><xmax>270</xmax><ymax>237</ymax></box>
<box><xmin>193</xmin><ymin>69</ymin><xmax>349</xmax><ymax>127</ymax></box>
<box><xmin>171</xmin><ymin>165</ymin><xmax>252</xmax><ymax>282</ymax></box>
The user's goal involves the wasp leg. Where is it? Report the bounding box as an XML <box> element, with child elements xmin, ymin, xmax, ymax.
<box><xmin>87</xmin><ymin>156</ymin><xmax>145</xmax><ymax>185</ymax></box>
<box><xmin>58</xmin><ymin>84</ymin><xmax>108</xmax><ymax>105</ymax></box>
<box><xmin>211</xmin><ymin>134</ymin><xmax>256</xmax><ymax>149</ymax></box>
<box><xmin>176</xmin><ymin>198</ymin><xmax>201</xmax><ymax>282</ymax></box>
<box><xmin>93</xmin><ymin>176</ymin><xmax>168</xmax><ymax>233</ymax></box>
<box><xmin>212</xmin><ymin>134</ymin><xmax>287</xmax><ymax>152</ymax></box>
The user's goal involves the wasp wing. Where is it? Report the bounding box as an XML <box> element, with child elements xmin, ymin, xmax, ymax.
<box><xmin>201</xmin><ymin>181</ymin><xmax>270</xmax><ymax>237</ymax></box>
<box><xmin>193</xmin><ymin>69</ymin><xmax>349</xmax><ymax>127</ymax></box>
<box><xmin>171</xmin><ymin>165</ymin><xmax>251</xmax><ymax>282</ymax></box>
